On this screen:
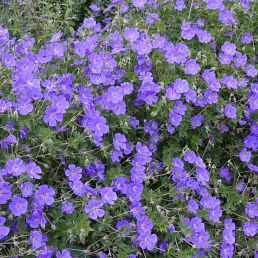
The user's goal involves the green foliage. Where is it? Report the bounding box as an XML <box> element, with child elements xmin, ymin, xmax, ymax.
<box><xmin>0</xmin><ymin>0</ymin><xmax>93</xmax><ymax>40</ymax></box>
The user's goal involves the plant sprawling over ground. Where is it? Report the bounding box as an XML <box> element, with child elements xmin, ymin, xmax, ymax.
<box><xmin>0</xmin><ymin>0</ymin><xmax>258</xmax><ymax>257</ymax></box>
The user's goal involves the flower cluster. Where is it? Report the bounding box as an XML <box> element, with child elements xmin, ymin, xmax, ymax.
<box><xmin>0</xmin><ymin>0</ymin><xmax>258</xmax><ymax>257</ymax></box>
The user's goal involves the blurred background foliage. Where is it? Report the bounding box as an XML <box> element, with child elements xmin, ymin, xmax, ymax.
<box><xmin>0</xmin><ymin>0</ymin><xmax>96</xmax><ymax>41</ymax></box>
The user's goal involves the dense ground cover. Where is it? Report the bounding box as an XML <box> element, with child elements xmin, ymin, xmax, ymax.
<box><xmin>0</xmin><ymin>0</ymin><xmax>258</xmax><ymax>257</ymax></box>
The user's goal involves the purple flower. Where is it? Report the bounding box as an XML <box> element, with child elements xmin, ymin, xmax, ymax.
<box><xmin>219</xmin><ymin>166</ymin><xmax>231</xmax><ymax>182</ymax></box>
<box><xmin>221</xmin><ymin>42</ymin><xmax>236</xmax><ymax>56</ymax></box>
<box><xmin>74</xmin><ymin>40</ymin><xmax>87</xmax><ymax>58</ymax></box>
<box><xmin>159</xmin><ymin>241</ymin><xmax>169</xmax><ymax>254</ymax></box>
<box><xmin>196</xmin><ymin>29</ymin><xmax>212</xmax><ymax>43</ymax></box>
<box><xmin>173</xmin><ymin>0</ymin><xmax>186</xmax><ymax>11</ymax></box>
<box><xmin>112</xmin><ymin>176</ymin><xmax>128</xmax><ymax>194</ymax></box>
<box><xmin>234</xmin><ymin>51</ymin><xmax>247</xmax><ymax>67</ymax></box>
<box><xmin>34</xmin><ymin>185</ymin><xmax>55</xmax><ymax>206</ymax></box>
<box><xmin>44</xmin><ymin>106</ymin><xmax>63</xmax><ymax>127</ymax></box>
<box><xmin>69</xmin><ymin>180</ymin><xmax>86</xmax><ymax>196</ymax></box>
<box><xmin>113</xmin><ymin>133</ymin><xmax>127</xmax><ymax>150</ymax></box>
<box><xmin>5</xmin><ymin>158</ymin><xmax>25</xmax><ymax>176</ymax></box>
<box><xmin>172</xmin><ymin>157</ymin><xmax>184</xmax><ymax>169</ymax></box>
<box><xmin>219</xmin><ymin>10</ymin><xmax>236</xmax><ymax>25</ymax></box>
<box><xmin>219</xmin><ymin>53</ymin><xmax>233</xmax><ymax>65</ymax></box>
<box><xmin>138</xmin><ymin>233</ymin><xmax>158</xmax><ymax>251</ymax></box>
<box><xmin>220</xmin><ymin>243</ymin><xmax>234</xmax><ymax>258</ymax></box>
<box><xmin>188</xmin><ymin>198</ymin><xmax>199</xmax><ymax>214</ymax></box>
<box><xmin>90</xmin><ymin>116</ymin><xmax>109</xmax><ymax>138</ymax></box>
<box><xmin>98</xmin><ymin>251</ymin><xmax>109</xmax><ymax>258</ymax></box>
<box><xmin>61</xmin><ymin>201</ymin><xmax>75</xmax><ymax>214</ymax></box>
<box><xmin>206</xmin><ymin>0</ymin><xmax>223</xmax><ymax>10</ymax></box>
<box><xmin>128</xmin><ymin>116</ymin><xmax>139</xmax><ymax>129</ymax></box>
<box><xmin>84</xmin><ymin>159</ymin><xmax>105</xmax><ymax>181</ymax></box>
<box><xmin>106</xmin><ymin>86</ymin><xmax>124</xmax><ymax>104</ymax></box>
<box><xmin>195</xmin><ymin>157</ymin><xmax>206</xmax><ymax>169</ymax></box>
<box><xmin>9</xmin><ymin>196</ymin><xmax>28</xmax><ymax>216</ymax></box>
<box><xmin>152</xmin><ymin>34</ymin><xmax>167</xmax><ymax>50</ymax></box>
<box><xmin>49</xmin><ymin>42</ymin><xmax>66</xmax><ymax>58</ymax></box>
<box><xmin>56</xmin><ymin>249</ymin><xmax>72</xmax><ymax>258</ymax></box>
<box><xmin>192</xmin><ymin>230</ymin><xmax>210</xmax><ymax>249</ymax></box>
<box><xmin>243</xmin><ymin>134</ymin><xmax>258</xmax><ymax>151</ymax></box>
<box><xmin>173</xmin><ymin>101</ymin><xmax>187</xmax><ymax>115</ymax></box>
<box><xmin>124</xmin><ymin>28</ymin><xmax>139</xmax><ymax>42</ymax></box>
<box><xmin>20</xmin><ymin>126</ymin><xmax>28</xmax><ymax>139</ymax></box>
<box><xmin>26</xmin><ymin>162</ymin><xmax>42</xmax><ymax>180</ymax></box>
<box><xmin>184</xmin><ymin>150</ymin><xmax>197</xmax><ymax>164</ymax></box>
<box><xmin>65</xmin><ymin>164</ymin><xmax>82</xmax><ymax>182</ymax></box>
<box><xmin>236</xmin><ymin>179</ymin><xmax>246</xmax><ymax>192</ymax></box>
<box><xmin>16</xmin><ymin>95</ymin><xmax>33</xmax><ymax>115</ymax></box>
<box><xmin>0</xmin><ymin>181</ymin><xmax>12</xmax><ymax>204</ymax></box>
<box><xmin>196</xmin><ymin>167</ymin><xmax>209</xmax><ymax>185</ymax></box>
<box><xmin>243</xmin><ymin>222</ymin><xmax>257</xmax><ymax>237</ymax></box>
<box><xmin>82</xmin><ymin>17</ymin><xmax>96</xmax><ymax>28</ymax></box>
<box><xmin>249</xmin><ymin>93</ymin><xmax>258</xmax><ymax>110</ymax></box>
<box><xmin>0</xmin><ymin>217</ymin><xmax>10</xmax><ymax>240</ymax></box>
<box><xmin>20</xmin><ymin>182</ymin><xmax>34</xmax><ymax>197</ymax></box>
<box><xmin>130</xmin><ymin>202</ymin><xmax>146</xmax><ymax>218</ymax></box>
<box><xmin>246</xmin><ymin>64</ymin><xmax>257</xmax><ymax>78</ymax></box>
<box><xmin>1</xmin><ymin>53</ymin><xmax>16</xmax><ymax>67</ymax></box>
<box><xmin>29</xmin><ymin>230</ymin><xmax>47</xmax><ymax>249</ymax></box>
<box><xmin>224</xmin><ymin>31</ymin><xmax>236</xmax><ymax>38</ymax></box>
<box><xmin>165</xmin><ymin>42</ymin><xmax>190</xmax><ymax>64</ymax></box>
<box><xmin>0</xmin><ymin>26</ymin><xmax>9</xmax><ymax>43</ymax></box>
<box><xmin>84</xmin><ymin>199</ymin><xmax>105</xmax><ymax>220</ymax></box>
<box><xmin>126</xmin><ymin>182</ymin><xmax>144</xmax><ymax>202</ymax></box>
<box><xmin>100</xmin><ymin>187</ymin><xmax>117</xmax><ymax>205</ymax></box>
<box><xmin>26</xmin><ymin>209</ymin><xmax>47</xmax><ymax>229</ymax></box>
<box><xmin>247</xmin><ymin>162</ymin><xmax>258</xmax><ymax>173</ymax></box>
<box><xmin>204</xmin><ymin>90</ymin><xmax>218</xmax><ymax>104</ymax></box>
<box><xmin>37</xmin><ymin>49</ymin><xmax>52</xmax><ymax>64</ymax></box>
<box><xmin>224</xmin><ymin>219</ymin><xmax>235</xmax><ymax>231</ymax></box>
<box><xmin>224</xmin><ymin>104</ymin><xmax>237</xmax><ymax>119</ymax></box>
<box><xmin>110</xmin><ymin>149</ymin><xmax>123</xmax><ymax>162</ymax></box>
<box><xmin>212</xmin><ymin>41</ymin><xmax>217</xmax><ymax>52</ymax></box>
<box><xmin>208</xmin><ymin>205</ymin><xmax>222</xmax><ymax>222</ymax></box>
<box><xmin>197</xmin><ymin>18</ymin><xmax>205</xmax><ymax>28</ymax></box>
<box><xmin>169</xmin><ymin>224</ymin><xmax>176</xmax><ymax>234</ymax></box>
<box><xmin>184</xmin><ymin>59</ymin><xmax>200</xmax><ymax>75</ymax></box>
<box><xmin>239</xmin><ymin>148</ymin><xmax>252</xmax><ymax>163</ymax></box>
<box><xmin>36</xmin><ymin>246</ymin><xmax>53</xmax><ymax>257</ymax></box>
<box><xmin>116</xmin><ymin>220</ymin><xmax>132</xmax><ymax>236</ymax></box>
<box><xmin>51</xmin><ymin>95</ymin><xmax>69</xmax><ymax>114</ymax></box>
<box><xmin>0</xmin><ymin>135</ymin><xmax>17</xmax><ymax>149</ymax></box>
<box><xmin>245</xmin><ymin>203</ymin><xmax>258</xmax><ymax>218</ymax></box>
<box><xmin>146</xmin><ymin>12</ymin><xmax>160</xmax><ymax>25</ymax></box>
<box><xmin>132</xmin><ymin>0</ymin><xmax>147</xmax><ymax>9</ymax></box>
<box><xmin>5</xmin><ymin>120</ymin><xmax>15</xmax><ymax>133</ymax></box>
<box><xmin>241</xmin><ymin>32</ymin><xmax>253</xmax><ymax>44</ymax></box>
<box><xmin>133</xmin><ymin>39</ymin><xmax>152</xmax><ymax>56</ymax></box>
<box><xmin>190</xmin><ymin>217</ymin><xmax>205</xmax><ymax>233</ymax></box>
<box><xmin>0</xmin><ymin>135</ymin><xmax>17</xmax><ymax>150</ymax></box>
<box><xmin>165</xmin><ymin>86</ymin><xmax>181</xmax><ymax>100</ymax></box>
<box><xmin>202</xmin><ymin>69</ymin><xmax>216</xmax><ymax>81</ymax></box>
<box><xmin>169</xmin><ymin>112</ymin><xmax>182</xmax><ymax>127</ymax></box>
<box><xmin>174</xmin><ymin>78</ymin><xmax>189</xmax><ymax>94</ymax></box>
<box><xmin>181</xmin><ymin>22</ymin><xmax>195</xmax><ymax>40</ymax></box>
<box><xmin>121</xmin><ymin>82</ymin><xmax>134</xmax><ymax>95</ymax></box>
<box><xmin>137</xmin><ymin>216</ymin><xmax>153</xmax><ymax>234</ymax></box>
<box><xmin>190</xmin><ymin>114</ymin><xmax>204</xmax><ymax>129</ymax></box>
<box><xmin>200</xmin><ymin>195</ymin><xmax>220</xmax><ymax>209</ymax></box>
<box><xmin>250</xmin><ymin>121</ymin><xmax>258</xmax><ymax>134</ymax></box>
